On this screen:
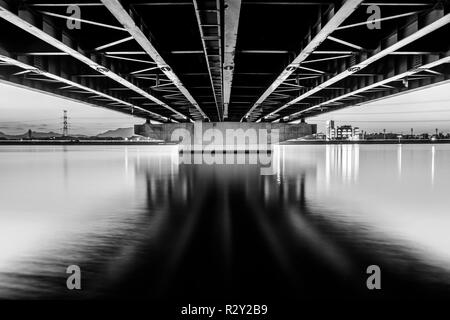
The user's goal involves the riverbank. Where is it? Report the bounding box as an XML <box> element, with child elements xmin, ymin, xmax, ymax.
<box><xmin>1</xmin><ymin>139</ymin><xmax>450</xmax><ymax>146</ymax></box>
<box><xmin>281</xmin><ymin>139</ymin><xmax>450</xmax><ymax>145</ymax></box>
<box><xmin>0</xmin><ymin>140</ymin><xmax>174</xmax><ymax>146</ymax></box>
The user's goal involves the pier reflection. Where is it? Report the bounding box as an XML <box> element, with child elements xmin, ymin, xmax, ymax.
<box><xmin>115</xmin><ymin>145</ymin><xmax>450</xmax><ymax>300</ymax></box>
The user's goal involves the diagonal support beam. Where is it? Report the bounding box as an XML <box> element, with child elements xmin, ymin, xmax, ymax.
<box><xmin>94</xmin><ymin>36</ymin><xmax>134</xmax><ymax>51</ymax></box>
<box><xmin>261</xmin><ymin>8</ymin><xmax>450</xmax><ymax>121</ymax></box>
<box><xmin>241</xmin><ymin>0</ymin><xmax>364</xmax><ymax>121</ymax></box>
<box><xmin>39</xmin><ymin>10</ymin><xmax>127</xmax><ymax>31</ymax></box>
<box><xmin>327</xmin><ymin>36</ymin><xmax>365</xmax><ymax>50</ymax></box>
<box><xmin>302</xmin><ymin>54</ymin><xmax>353</xmax><ymax>64</ymax></box>
<box><xmin>101</xmin><ymin>0</ymin><xmax>208</xmax><ymax>120</ymax></box>
<box><xmin>336</xmin><ymin>10</ymin><xmax>421</xmax><ymax>30</ymax></box>
<box><xmin>0</xmin><ymin>2</ymin><xmax>189</xmax><ymax>121</ymax></box>
<box><xmin>223</xmin><ymin>0</ymin><xmax>242</xmax><ymax>119</ymax></box>
<box><xmin>104</xmin><ymin>54</ymin><xmax>155</xmax><ymax>64</ymax></box>
<box><xmin>130</xmin><ymin>66</ymin><xmax>160</xmax><ymax>75</ymax></box>
<box><xmin>29</xmin><ymin>3</ymin><xmax>104</xmax><ymax>7</ymax></box>
<box><xmin>298</xmin><ymin>66</ymin><xmax>326</xmax><ymax>74</ymax></box>
<box><xmin>362</xmin><ymin>2</ymin><xmax>431</xmax><ymax>6</ymax></box>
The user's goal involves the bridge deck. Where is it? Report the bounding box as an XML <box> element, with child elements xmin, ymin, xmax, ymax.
<box><xmin>0</xmin><ymin>0</ymin><xmax>449</xmax><ymax>123</ymax></box>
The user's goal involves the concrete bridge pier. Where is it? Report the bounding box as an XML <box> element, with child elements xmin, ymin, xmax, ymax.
<box><xmin>135</xmin><ymin>121</ymin><xmax>316</xmax><ymax>150</ymax></box>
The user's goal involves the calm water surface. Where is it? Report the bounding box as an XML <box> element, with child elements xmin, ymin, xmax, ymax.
<box><xmin>0</xmin><ymin>144</ymin><xmax>450</xmax><ymax>300</ymax></box>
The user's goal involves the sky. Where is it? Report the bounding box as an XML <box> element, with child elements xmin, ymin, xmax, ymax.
<box><xmin>0</xmin><ymin>82</ymin><xmax>145</xmax><ymax>136</ymax></box>
<box><xmin>0</xmin><ymin>80</ymin><xmax>450</xmax><ymax>135</ymax></box>
<box><xmin>308</xmin><ymin>81</ymin><xmax>450</xmax><ymax>134</ymax></box>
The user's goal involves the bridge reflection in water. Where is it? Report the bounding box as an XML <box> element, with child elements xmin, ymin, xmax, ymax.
<box><xmin>0</xmin><ymin>145</ymin><xmax>450</xmax><ymax>300</ymax></box>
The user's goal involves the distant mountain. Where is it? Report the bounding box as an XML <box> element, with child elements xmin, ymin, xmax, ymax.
<box><xmin>0</xmin><ymin>128</ymin><xmax>135</xmax><ymax>139</ymax></box>
<box><xmin>96</xmin><ymin>127</ymin><xmax>134</xmax><ymax>138</ymax></box>
<box><xmin>0</xmin><ymin>131</ymin><xmax>21</xmax><ymax>139</ymax></box>
<box><xmin>0</xmin><ymin>131</ymin><xmax>89</xmax><ymax>139</ymax></box>
<box><xmin>0</xmin><ymin>131</ymin><xmax>62</xmax><ymax>139</ymax></box>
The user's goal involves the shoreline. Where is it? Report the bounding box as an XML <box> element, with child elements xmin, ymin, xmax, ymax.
<box><xmin>0</xmin><ymin>140</ymin><xmax>172</xmax><ymax>146</ymax></box>
<box><xmin>281</xmin><ymin>139</ymin><xmax>450</xmax><ymax>145</ymax></box>
<box><xmin>1</xmin><ymin>139</ymin><xmax>450</xmax><ymax>146</ymax></box>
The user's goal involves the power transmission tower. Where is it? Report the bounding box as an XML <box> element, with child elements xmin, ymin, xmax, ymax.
<box><xmin>63</xmin><ymin>110</ymin><xmax>68</xmax><ymax>137</ymax></box>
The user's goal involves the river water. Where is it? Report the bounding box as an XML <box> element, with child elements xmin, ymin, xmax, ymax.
<box><xmin>0</xmin><ymin>144</ymin><xmax>449</xmax><ymax>300</ymax></box>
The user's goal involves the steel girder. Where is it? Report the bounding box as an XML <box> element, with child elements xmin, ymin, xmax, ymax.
<box><xmin>286</xmin><ymin>51</ymin><xmax>450</xmax><ymax>120</ymax></box>
<box><xmin>259</xmin><ymin>5</ymin><xmax>450</xmax><ymax>122</ymax></box>
<box><xmin>193</xmin><ymin>0</ymin><xmax>224</xmax><ymax>121</ymax></box>
<box><xmin>242</xmin><ymin>0</ymin><xmax>364</xmax><ymax>121</ymax></box>
<box><xmin>101</xmin><ymin>0</ymin><xmax>208</xmax><ymax>121</ymax></box>
<box><xmin>0</xmin><ymin>45</ymin><xmax>171</xmax><ymax>122</ymax></box>
<box><xmin>0</xmin><ymin>0</ymin><xmax>191</xmax><ymax>121</ymax></box>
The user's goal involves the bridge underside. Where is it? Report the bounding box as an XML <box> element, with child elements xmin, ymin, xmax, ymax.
<box><xmin>0</xmin><ymin>0</ymin><xmax>449</xmax><ymax>124</ymax></box>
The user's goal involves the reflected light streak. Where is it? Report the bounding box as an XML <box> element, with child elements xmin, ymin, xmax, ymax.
<box><xmin>431</xmin><ymin>145</ymin><xmax>436</xmax><ymax>186</ymax></box>
<box><xmin>324</xmin><ymin>145</ymin><xmax>360</xmax><ymax>186</ymax></box>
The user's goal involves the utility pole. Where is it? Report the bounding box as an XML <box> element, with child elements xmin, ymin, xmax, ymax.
<box><xmin>63</xmin><ymin>110</ymin><xmax>68</xmax><ymax>137</ymax></box>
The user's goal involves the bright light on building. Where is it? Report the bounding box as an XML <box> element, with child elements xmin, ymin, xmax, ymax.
<box><xmin>326</xmin><ymin>121</ymin><xmax>364</xmax><ymax>141</ymax></box>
